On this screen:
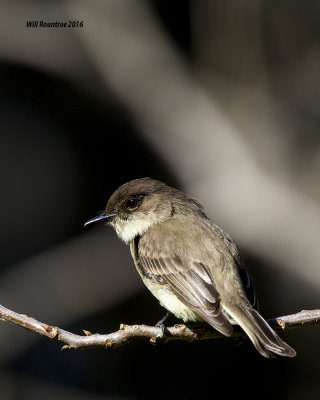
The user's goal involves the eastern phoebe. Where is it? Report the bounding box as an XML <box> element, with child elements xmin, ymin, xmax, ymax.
<box><xmin>85</xmin><ymin>178</ymin><xmax>296</xmax><ymax>358</ymax></box>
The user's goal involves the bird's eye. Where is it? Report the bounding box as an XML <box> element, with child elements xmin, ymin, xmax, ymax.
<box><xmin>125</xmin><ymin>198</ymin><xmax>139</xmax><ymax>210</ymax></box>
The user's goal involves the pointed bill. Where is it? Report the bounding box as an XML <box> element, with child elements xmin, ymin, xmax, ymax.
<box><xmin>84</xmin><ymin>212</ymin><xmax>117</xmax><ymax>227</ymax></box>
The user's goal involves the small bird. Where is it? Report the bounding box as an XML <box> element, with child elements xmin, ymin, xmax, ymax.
<box><xmin>85</xmin><ymin>178</ymin><xmax>296</xmax><ymax>358</ymax></box>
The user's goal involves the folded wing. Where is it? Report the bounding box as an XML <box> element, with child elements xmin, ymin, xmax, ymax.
<box><xmin>139</xmin><ymin>254</ymin><xmax>233</xmax><ymax>336</ymax></box>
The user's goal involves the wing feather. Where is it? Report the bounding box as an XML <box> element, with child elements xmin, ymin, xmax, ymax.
<box><xmin>139</xmin><ymin>254</ymin><xmax>233</xmax><ymax>336</ymax></box>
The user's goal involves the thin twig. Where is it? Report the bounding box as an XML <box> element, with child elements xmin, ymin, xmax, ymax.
<box><xmin>0</xmin><ymin>304</ymin><xmax>319</xmax><ymax>350</ymax></box>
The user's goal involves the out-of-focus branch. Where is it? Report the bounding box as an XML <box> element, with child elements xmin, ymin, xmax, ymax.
<box><xmin>0</xmin><ymin>304</ymin><xmax>319</xmax><ymax>350</ymax></box>
<box><xmin>67</xmin><ymin>0</ymin><xmax>320</xmax><ymax>291</ymax></box>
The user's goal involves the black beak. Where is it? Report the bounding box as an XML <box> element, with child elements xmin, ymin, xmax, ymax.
<box><xmin>84</xmin><ymin>212</ymin><xmax>117</xmax><ymax>227</ymax></box>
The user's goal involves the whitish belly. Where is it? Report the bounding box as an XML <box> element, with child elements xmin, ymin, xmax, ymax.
<box><xmin>143</xmin><ymin>279</ymin><xmax>202</xmax><ymax>322</ymax></box>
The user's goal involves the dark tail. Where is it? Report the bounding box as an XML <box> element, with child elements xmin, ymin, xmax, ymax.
<box><xmin>223</xmin><ymin>304</ymin><xmax>296</xmax><ymax>358</ymax></box>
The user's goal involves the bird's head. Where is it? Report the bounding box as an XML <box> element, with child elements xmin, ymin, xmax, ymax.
<box><xmin>84</xmin><ymin>178</ymin><xmax>176</xmax><ymax>243</ymax></box>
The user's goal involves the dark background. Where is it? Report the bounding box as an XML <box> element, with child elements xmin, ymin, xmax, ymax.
<box><xmin>0</xmin><ymin>1</ymin><xmax>319</xmax><ymax>399</ymax></box>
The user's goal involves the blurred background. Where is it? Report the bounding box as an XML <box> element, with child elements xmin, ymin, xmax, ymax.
<box><xmin>0</xmin><ymin>0</ymin><xmax>320</xmax><ymax>398</ymax></box>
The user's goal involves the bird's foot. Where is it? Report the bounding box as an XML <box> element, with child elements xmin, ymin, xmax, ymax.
<box><xmin>155</xmin><ymin>311</ymin><xmax>171</xmax><ymax>327</ymax></box>
<box><xmin>150</xmin><ymin>312</ymin><xmax>171</xmax><ymax>344</ymax></box>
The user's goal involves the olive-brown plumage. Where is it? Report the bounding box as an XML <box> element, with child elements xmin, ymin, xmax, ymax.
<box><xmin>85</xmin><ymin>178</ymin><xmax>296</xmax><ymax>358</ymax></box>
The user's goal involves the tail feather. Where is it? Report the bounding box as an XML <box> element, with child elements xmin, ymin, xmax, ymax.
<box><xmin>223</xmin><ymin>304</ymin><xmax>296</xmax><ymax>358</ymax></box>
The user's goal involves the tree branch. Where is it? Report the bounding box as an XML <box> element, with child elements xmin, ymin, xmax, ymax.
<box><xmin>0</xmin><ymin>304</ymin><xmax>319</xmax><ymax>350</ymax></box>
